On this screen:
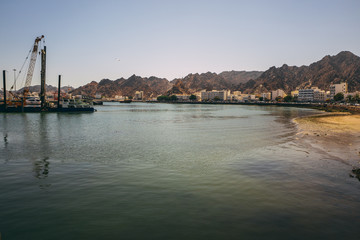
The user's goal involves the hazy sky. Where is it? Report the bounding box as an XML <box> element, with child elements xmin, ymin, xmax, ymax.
<box><xmin>1</xmin><ymin>0</ymin><xmax>359</xmax><ymax>88</ymax></box>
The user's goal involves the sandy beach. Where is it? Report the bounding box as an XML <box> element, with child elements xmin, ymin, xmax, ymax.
<box><xmin>294</xmin><ymin>112</ymin><xmax>360</xmax><ymax>172</ymax></box>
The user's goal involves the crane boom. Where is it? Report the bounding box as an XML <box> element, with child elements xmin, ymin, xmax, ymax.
<box><xmin>24</xmin><ymin>35</ymin><xmax>44</xmax><ymax>90</ymax></box>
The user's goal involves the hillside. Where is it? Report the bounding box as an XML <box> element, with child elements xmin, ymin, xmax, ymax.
<box><xmin>236</xmin><ymin>51</ymin><xmax>360</xmax><ymax>94</ymax></box>
<box><xmin>16</xmin><ymin>85</ymin><xmax>74</xmax><ymax>94</ymax></box>
<box><xmin>69</xmin><ymin>51</ymin><xmax>360</xmax><ymax>98</ymax></box>
<box><xmin>71</xmin><ymin>70</ymin><xmax>260</xmax><ymax>98</ymax></box>
<box><xmin>70</xmin><ymin>75</ymin><xmax>172</xmax><ymax>99</ymax></box>
<box><xmin>219</xmin><ymin>70</ymin><xmax>263</xmax><ymax>85</ymax></box>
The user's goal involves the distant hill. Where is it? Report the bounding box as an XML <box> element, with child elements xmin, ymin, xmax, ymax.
<box><xmin>70</xmin><ymin>70</ymin><xmax>261</xmax><ymax>98</ymax></box>
<box><xmin>70</xmin><ymin>75</ymin><xmax>172</xmax><ymax>99</ymax></box>
<box><xmin>69</xmin><ymin>51</ymin><xmax>360</xmax><ymax>98</ymax></box>
<box><xmin>236</xmin><ymin>51</ymin><xmax>360</xmax><ymax>94</ymax></box>
<box><xmin>16</xmin><ymin>85</ymin><xmax>74</xmax><ymax>94</ymax></box>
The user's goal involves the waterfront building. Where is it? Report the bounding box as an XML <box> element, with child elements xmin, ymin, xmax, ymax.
<box><xmin>298</xmin><ymin>87</ymin><xmax>326</xmax><ymax>102</ymax></box>
<box><xmin>313</xmin><ymin>89</ymin><xmax>326</xmax><ymax>102</ymax></box>
<box><xmin>201</xmin><ymin>90</ymin><xmax>228</xmax><ymax>101</ymax></box>
<box><xmin>330</xmin><ymin>82</ymin><xmax>348</xmax><ymax>99</ymax></box>
<box><xmin>291</xmin><ymin>90</ymin><xmax>299</xmax><ymax>98</ymax></box>
<box><xmin>134</xmin><ymin>91</ymin><xmax>144</xmax><ymax>101</ymax></box>
<box><xmin>226</xmin><ymin>91</ymin><xmax>243</xmax><ymax>101</ymax></box>
<box><xmin>115</xmin><ymin>95</ymin><xmax>126</xmax><ymax>100</ymax></box>
<box><xmin>271</xmin><ymin>89</ymin><xmax>286</xmax><ymax>100</ymax></box>
<box><xmin>175</xmin><ymin>95</ymin><xmax>190</xmax><ymax>101</ymax></box>
<box><xmin>261</xmin><ymin>92</ymin><xmax>271</xmax><ymax>101</ymax></box>
<box><xmin>298</xmin><ymin>89</ymin><xmax>314</xmax><ymax>102</ymax></box>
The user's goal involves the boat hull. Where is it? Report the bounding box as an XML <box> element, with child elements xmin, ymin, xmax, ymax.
<box><xmin>0</xmin><ymin>105</ymin><xmax>95</xmax><ymax>113</ymax></box>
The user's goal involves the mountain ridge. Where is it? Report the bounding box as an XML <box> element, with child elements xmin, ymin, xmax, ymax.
<box><xmin>70</xmin><ymin>51</ymin><xmax>360</xmax><ymax>98</ymax></box>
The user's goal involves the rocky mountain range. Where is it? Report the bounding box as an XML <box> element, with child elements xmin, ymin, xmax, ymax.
<box><xmin>69</xmin><ymin>51</ymin><xmax>360</xmax><ymax>98</ymax></box>
<box><xmin>71</xmin><ymin>71</ymin><xmax>264</xmax><ymax>98</ymax></box>
<box><xmin>71</xmin><ymin>75</ymin><xmax>172</xmax><ymax>99</ymax></box>
<box><xmin>237</xmin><ymin>51</ymin><xmax>360</xmax><ymax>94</ymax></box>
<box><xmin>16</xmin><ymin>85</ymin><xmax>74</xmax><ymax>94</ymax></box>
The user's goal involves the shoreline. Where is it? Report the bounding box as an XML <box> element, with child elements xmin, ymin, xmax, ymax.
<box><xmin>146</xmin><ymin>101</ymin><xmax>360</xmax><ymax>114</ymax></box>
<box><xmin>293</xmin><ymin>112</ymin><xmax>360</xmax><ymax>178</ymax></box>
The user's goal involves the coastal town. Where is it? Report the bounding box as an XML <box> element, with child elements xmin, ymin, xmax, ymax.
<box><xmin>1</xmin><ymin>82</ymin><xmax>357</xmax><ymax>106</ymax></box>
<box><xmin>2</xmin><ymin>1</ymin><xmax>360</xmax><ymax>240</ymax></box>
<box><xmin>153</xmin><ymin>82</ymin><xmax>352</xmax><ymax>103</ymax></box>
<box><xmin>89</xmin><ymin>82</ymin><xmax>356</xmax><ymax>106</ymax></box>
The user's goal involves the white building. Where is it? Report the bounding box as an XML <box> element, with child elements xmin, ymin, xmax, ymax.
<box><xmin>271</xmin><ymin>89</ymin><xmax>286</xmax><ymax>100</ymax></box>
<box><xmin>298</xmin><ymin>89</ymin><xmax>314</xmax><ymax>102</ymax></box>
<box><xmin>201</xmin><ymin>90</ymin><xmax>228</xmax><ymax>101</ymax></box>
<box><xmin>330</xmin><ymin>83</ymin><xmax>348</xmax><ymax>99</ymax></box>
<box><xmin>298</xmin><ymin>87</ymin><xmax>326</xmax><ymax>102</ymax></box>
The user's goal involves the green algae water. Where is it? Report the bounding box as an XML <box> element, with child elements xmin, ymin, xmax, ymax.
<box><xmin>1</xmin><ymin>103</ymin><xmax>360</xmax><ymax>240</ymax></box>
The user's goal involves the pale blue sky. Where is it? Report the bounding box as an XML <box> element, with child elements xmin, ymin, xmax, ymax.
<box><xmin>1</xmin><ymin>0</ymin><xmax>359</xmax><ymax>87</ymax></box>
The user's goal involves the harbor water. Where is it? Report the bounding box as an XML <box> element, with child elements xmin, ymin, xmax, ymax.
<box><xmin>1</xmin><ymin>103</ymin><xmax>360</xmax><ymax>240</ymax></box>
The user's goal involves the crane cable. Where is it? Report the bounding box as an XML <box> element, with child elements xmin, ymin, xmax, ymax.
<box><xmin>11</xmin><ymin>37</ymin><xmax>46</xmax><ymax>92</ymax></box>
<box><xmin>11</xmin><ymin>44</ymin><xmax>33</xmax><ymax>91</ymax></box>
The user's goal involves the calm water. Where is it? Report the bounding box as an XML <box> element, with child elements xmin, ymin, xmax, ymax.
<box><xmin>1</xmin><ymin>103</ymin><xmax>359</xmax><ymax>240</ymax></box>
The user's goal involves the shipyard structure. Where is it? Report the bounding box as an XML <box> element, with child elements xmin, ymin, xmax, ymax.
<box><xmin>0</xmin><ymin>35</ymin><xmax>95</xmax><ymax>113</ymax></box>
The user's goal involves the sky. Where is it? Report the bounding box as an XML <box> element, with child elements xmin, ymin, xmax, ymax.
<box><xmin>0</xmin><ymin>0</ymin><xmax>359</xmax><ymax>88</ymax></box>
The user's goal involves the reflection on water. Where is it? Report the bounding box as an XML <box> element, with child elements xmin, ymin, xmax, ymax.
<box><xmin>3</xmin><ymin>133</ymin><xmax>8</xmax><ymax>145</ymax></box>
<box><xmin>0</xmin><ymin>103</ymin><xmax>360</xmax><ymax>240</ymax></box>
<box><xmin>33</xmin><ymin>157</ymin><xmax>50</xmax><ymax>179</ymax></box>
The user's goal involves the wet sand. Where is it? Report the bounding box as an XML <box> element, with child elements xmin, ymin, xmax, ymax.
<box><xmin>294</xmin><ymin>113</ymin><xmax>360</xmax><ymax>169</ymax></box>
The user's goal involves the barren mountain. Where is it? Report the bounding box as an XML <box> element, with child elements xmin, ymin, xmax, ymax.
<box><xmin>71</xmin><ymin>75</ymin><xmax>172</xmax><ymax>98</ymax></box>
<box><xmin>236</xmin><ymin>51</ymin><xmax>360</xmax><ymax>94</ymax></box>
<box><xmin>171</xmin><ymin>72</ymin><xmax>231</xmax><ymax>93</ymax></box>
<box><xmin>219</xmin><ymin>70</ymin><xmax>263</xmax><ymax>85</ymax></box>
<box><xmin>16</xmin><ymin>85</ymin><xmax>74</xmax><ymax>94</ymax></box>
<box><xmin>69</xmin><ymin>51</ymin><xmax>360</xmax><ymax>98</ymax></box>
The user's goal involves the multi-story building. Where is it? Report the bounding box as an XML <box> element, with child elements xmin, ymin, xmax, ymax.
<box><xmin>201</xmin><ymin>90</ymin><xmax>228</xmax><ymax>101</ymax></box>
<box><xmin>298</xmin><ymin>89</ymin><xmax>314</xmax><ymax>102</ymax></box>
<box><xmin>298</xmin><ymin>87</ymin><xmax>326</xmax><ymax>102</ymax></box>
<box><xmin>313</xmin><ymin>89</ymin><xmax>326</xmax><ymax>102</ymax></box>
<box><xmin>271</xmin><ymin>89</ymin><xmax>286</xmax><ymax>100</ymax></box>
<box><xmin>330</xmin><ymin>82</ymin><xmax>348</xmax><ymax>99</ymax></box>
